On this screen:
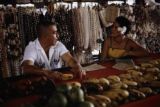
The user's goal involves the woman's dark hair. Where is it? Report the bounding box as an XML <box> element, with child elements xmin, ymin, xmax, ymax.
<box><xmin>115</xmin><ymin>16</ymin><xmax>131</xmax><ymax>35</ymax></box>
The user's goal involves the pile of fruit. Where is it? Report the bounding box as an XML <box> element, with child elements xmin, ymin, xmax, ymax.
<box><xmin>23</xmin><ymin>82</ymin><xmax>94</xmax><ymax>107</ymax></box>
<box><xmin>80</xmin><ymin>59</ymin><xmax>160</xmax><ymax>107</ymax></box>
<box><xmin>22</xmin><ymin>59</ymin><xmax>160</xmax><ymax>107</ymax></box>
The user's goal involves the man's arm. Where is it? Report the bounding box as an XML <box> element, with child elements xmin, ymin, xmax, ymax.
<box><xmin>61</xmin><ymin>52</ymin><xmax>85</xmax><ymax>78</ymax></box>
<box><xmin>21</xmin><ymin>60</ymin><xmax>49</xmax><ymax>76</ymax></box>
<box><xmin>21</xmin><ymin>60</ymin><xmax>63</xmax><ymax>79</ymax></box>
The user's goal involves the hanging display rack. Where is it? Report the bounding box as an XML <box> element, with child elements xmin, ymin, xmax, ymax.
<box><xmin>0</xmin><ymin>0</ymin><xmax>126</xmax><ymax>5</ymax></box>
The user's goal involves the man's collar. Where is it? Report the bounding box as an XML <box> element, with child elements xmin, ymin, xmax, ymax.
<box><xmin>35</xmin><ymin>38</ymin><xmax>59</xmax><ymax>50</ymax></box>
<box><xmin>35</xmin><ymin>38</ymin><xmax>43</xmax><ymax>50</ymax></box>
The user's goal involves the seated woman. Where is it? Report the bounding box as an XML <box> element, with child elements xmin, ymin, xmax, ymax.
<box><xmin>101</xmin><ymin>16</ymin><xmax>149</xmax><ymax>60</ymax></box>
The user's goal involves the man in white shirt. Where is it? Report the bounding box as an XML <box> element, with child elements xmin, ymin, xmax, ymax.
<box><xmin>21</xmin><ymin>20</ymin><xmax>85</xmax><ymax>80</ymax></box>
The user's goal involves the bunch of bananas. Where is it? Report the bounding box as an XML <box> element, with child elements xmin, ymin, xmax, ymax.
<box><xmin>55</xmin><ymin>59</ymin><xmax>160</xmax><ymax>107</ymax></box>
<box><xmin>85</xmin><ymin>94</ymin><xmax>111</xmax><ymax>107</ymax></box>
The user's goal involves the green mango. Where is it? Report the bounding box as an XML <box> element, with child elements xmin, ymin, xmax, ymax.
<box><xmin>68</xmin><ymin>87</ymin><xmax>84</xmax><ymax>103</ymax></box>
<box><xmin>78</xmin><ymin>101</ymin><xmax>95</xmax><ymax>107</ymax></box>
<box><xmin>56</xmin><ymin>84</ymin><xmax>72</xmax><ymax>94</ymax></box>
<box><xmin>47</xmin><ymin>93</ymin><xmax>67</xmax><ymax>107</ymax></box>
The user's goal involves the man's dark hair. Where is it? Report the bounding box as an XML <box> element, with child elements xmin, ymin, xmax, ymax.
<box><xmin>37</xmin><ymin>20</ymin><xmax>56</xmax><ymax>36</ymax></box>
<box><xmin>115</xmin><ymin>16</ymin><xmax>131</xmax><ymax>35</ymax></box>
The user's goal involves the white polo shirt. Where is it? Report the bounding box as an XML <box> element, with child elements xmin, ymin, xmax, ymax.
<box><xmin>22</xmin><ymin>39</ymin><xmax>69</xmax><ymax>70</ymax></box>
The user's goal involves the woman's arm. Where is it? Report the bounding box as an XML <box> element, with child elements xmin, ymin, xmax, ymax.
<box><xmin>126</xmin><ymin>39</ymin><xmax>149</xmax><ymax>57</ymax></box>
<box><xmin>101</xmin><ymin>38</ymin><xmax>110</xmax><ymax>60</ymax></box>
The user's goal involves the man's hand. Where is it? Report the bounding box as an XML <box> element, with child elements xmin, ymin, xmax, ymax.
<box><xmin>62</xmin><ymin>52</ymin><xmax>86</xmax><ymax>79</ymax></box>
<box><xmin>47</xmin><ymin>71</ymin><xmax>63</xmax><ymax>80</ymax></box>
<box><xmin>71</xmin><ymin>65</ymin><xmax>86</xmax><ymax>79</ymax></box>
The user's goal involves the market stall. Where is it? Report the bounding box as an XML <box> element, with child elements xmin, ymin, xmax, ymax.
<box><xmin>1</xmin><ymin>53</ymin><xmax>160</xmax><ymax>107</ymax></box>
<box><xmin>0</xmin><ymin>0</ymin><xmax>160</xmax><ymax>107</ymax></box>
